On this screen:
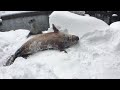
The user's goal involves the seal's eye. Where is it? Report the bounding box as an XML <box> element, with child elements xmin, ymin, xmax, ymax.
<box><xmin>28</xmin><ymin>19</ymin><xmax>35</xmax><ymax>24</ymax></box>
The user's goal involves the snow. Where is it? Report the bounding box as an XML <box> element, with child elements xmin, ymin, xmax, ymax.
<box><xmin>110</xmin><ymin>21</ymin><xmax>120</xmax><ymax>30</ymax></box>
<box><xmin>0</xmin><ymin>11</ymin><xmax>34</xmax><ymax>16</ymax></box>
<box><xmin>112</xmin><ymin>14</ymin><xmax>118</xmax><ymax>16</ymax></box>
<box><xmin>0</xmin><ymin>29</ymin><xmax>30</xmax><ymax>66</ymax></box>
<box><xmin>49</xmin><ymin>11</ymin><xmax>109</xmax><ymax>37</ymax></box>
<box><xmin>0</xmin><ymin>19</ymin><xmax>2</xmax><ymax>23</ymax></box>
<box><xmin>1</xmin><ymin>11</ymin><xmax>120</xmax><ymax>79</ymax></box>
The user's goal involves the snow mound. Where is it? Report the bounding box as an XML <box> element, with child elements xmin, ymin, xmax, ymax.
<box><xmin>1</xmin><ymin>11</ymin><xmax>120</xmax><ymax>79</ymax></box>
<box><xmin>49</xmin><ymin>11</ymin><xmax>109</xmax><ymax>37</ymax></box>
<box><xmin>110</xmin><ymin>21</ymin><xmax>120</xmax><ymax>30</ymax></box>
<box><xmin>109</xmin><ymin>21</ymin><xmax>120</xmax><ymax>53</ymax></box>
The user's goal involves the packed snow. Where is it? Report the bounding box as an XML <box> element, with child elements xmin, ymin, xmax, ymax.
<box><xmin>1</xmin><ymin>11</ymin><xmax>120</xmax><ymax>79</ymax></box>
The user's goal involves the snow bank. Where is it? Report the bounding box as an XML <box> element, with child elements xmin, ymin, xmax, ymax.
<box><xmin>109</xmin><ymin>21</ymin><xmax>120</xmax><ymax>53</ymax></box>
<box><xmin>110</xmin><ymin>21</ymin><xmax>120</xmax><ymax>30</ymax></box>
<box><xmin>49</xmin><ymin>11</ymin><xmax>109</xmax><ymax>38</ymax></box>
<box><xmin>1</xmin><ymin>11</ymin><xmax>120</xmax><ymax>79</ymax></box>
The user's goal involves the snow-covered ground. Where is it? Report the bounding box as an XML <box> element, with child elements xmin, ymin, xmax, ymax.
<box><xmin>1</xmin><ymin>11</ymin><xmax>120</xmax><ymax>79</ymax></box>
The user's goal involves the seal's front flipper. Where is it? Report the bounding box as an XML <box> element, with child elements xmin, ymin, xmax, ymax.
<box><xmin>58</xmin><ymin>42</ymin><xmax>68</xmax><ymax>53</ymax></box>
<box><xmin>27</xmin><ymin>31</ymin><xmax>43</xmax><ymax>38</ymax></box>
<box><xmin>26</xmin><ymin>32</ymin><xmax>32</xmax><ymax>38</ymax></box>
<box><xmin>60</xmin><ymin>49</ymin><xmax>67</xmax><ymax>53</ymax></box>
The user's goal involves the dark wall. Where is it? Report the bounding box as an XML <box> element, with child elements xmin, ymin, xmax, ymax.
<box><xmin>0</xmin><ymin>11</ymin><xmax>52</xmax><ymax>32</ymax></box>
<box><xmin>85</xmin><ymin>11</ymin><xmax>120</xmax><ymax>25</ymax></box>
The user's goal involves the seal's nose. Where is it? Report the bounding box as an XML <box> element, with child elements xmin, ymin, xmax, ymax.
<box><xmin>76</xmin><ymin>36</ymin><xmax>79</xmax><ymax>41</ymax></box>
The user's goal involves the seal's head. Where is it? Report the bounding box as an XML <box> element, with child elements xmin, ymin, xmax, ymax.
<box><xmin>28</xmin><ymin>19</ymin><xmax>36</xmax><ymax>24</ymax></box>
<box><xmin>52</xmin><ymin>24</ymin><xmax>79</xmax><ymax>48</ymax></box>
<box><xmin>60</xmin><ymin>33</ymin><xmax>79</xmax><ymax>48</ymax></box>
<box><xmin>67</xmin><ymin>34</ymin><xmax>79</xmax><ymax>44</ymax></box>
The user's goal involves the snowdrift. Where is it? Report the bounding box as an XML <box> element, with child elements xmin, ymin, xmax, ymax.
<box><xmin>110</xmin><ymin>21</ymin><xmax>120</xmax><ymax>30</ymax></box>
<box><xmin>49</xmin><ymin>11</ymin><xmax>109</xmax><ymax>37</ymax></box>
<box><xmin>1</xmin><ymin>11</ymin><xmax>120</xmax><ymax>79</ymax></box>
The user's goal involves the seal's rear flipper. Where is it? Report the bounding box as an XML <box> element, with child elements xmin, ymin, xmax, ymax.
<box><xmin>4</xmin><ymin>55</ymin><xmax>16</xmax><ymax>66</ymax></box>
<box><xmin>4</xmin><ymin>47</ymin><xmax>22</xmax><ymax>66</ymax></box>
<box><xmin>52</xmin><ymin>24</ymin><xmax>59</xmax><ymax>33</ymax></box>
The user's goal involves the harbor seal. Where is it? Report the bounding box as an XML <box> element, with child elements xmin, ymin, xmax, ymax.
<box><xmin>27</xmin><ymin>18</ymin><xmax>42</xmax><ymax>38</ymax></box>
<box><xmin>5</xmin><ymin>24</ymin><xmax>79</xmax><ymax>66</ymax></box>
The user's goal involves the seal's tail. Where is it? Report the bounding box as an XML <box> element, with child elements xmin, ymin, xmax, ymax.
<box><xmin>4</xmin><ymin>48</ymin><xmax>22</xmax><ymax>66</ymax></box>
<box><xmin>5</xmin><ymin>54</ymin><xmax>17</xmax><ymax>66</ymax></box>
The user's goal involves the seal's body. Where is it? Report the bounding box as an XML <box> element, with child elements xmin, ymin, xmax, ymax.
<box><xmin>5</xmin><ymin>24</ymin><xmax>79</xmax><ymax>66</ymax></box>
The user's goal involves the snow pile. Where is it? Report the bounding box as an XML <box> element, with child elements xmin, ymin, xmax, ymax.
<box><xmin>1</xmin><ymin>11</ymin><xmax>120</xmax><ymax>79</ymax></box>
<box><xmin>0</xmin><ymin>19</ymin><xmax>2</xmax><ymax>23</ymax></box>
<box><xmin>109</xmin><ymin>22</ymin><xmax>120</xmax><ymax>53</ymax></box>
<box><xmin>110</xmin><ymin>21</ymin><xmax>120</xmax><ymax>30</ymax></box>
<box><xmin>49</xmin><ymin>11</ymin><xmax>109</xmax><ymax>37</ymax></box>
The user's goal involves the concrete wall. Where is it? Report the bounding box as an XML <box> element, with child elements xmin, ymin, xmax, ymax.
<box><xmin>0</xmin><ymin>11</ymin><xmax>52</xmax><ymax>32</ymax></box>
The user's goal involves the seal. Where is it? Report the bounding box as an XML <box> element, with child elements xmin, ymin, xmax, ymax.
<box><xmin>5</xmin><ymin>24</ymin><xmax>79</xmax><ymax>66</ymax></box>
<box><xmin>27</xmin><ymin>18</ymin><xmax>42</xmax><ymax>38</ymax></box>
